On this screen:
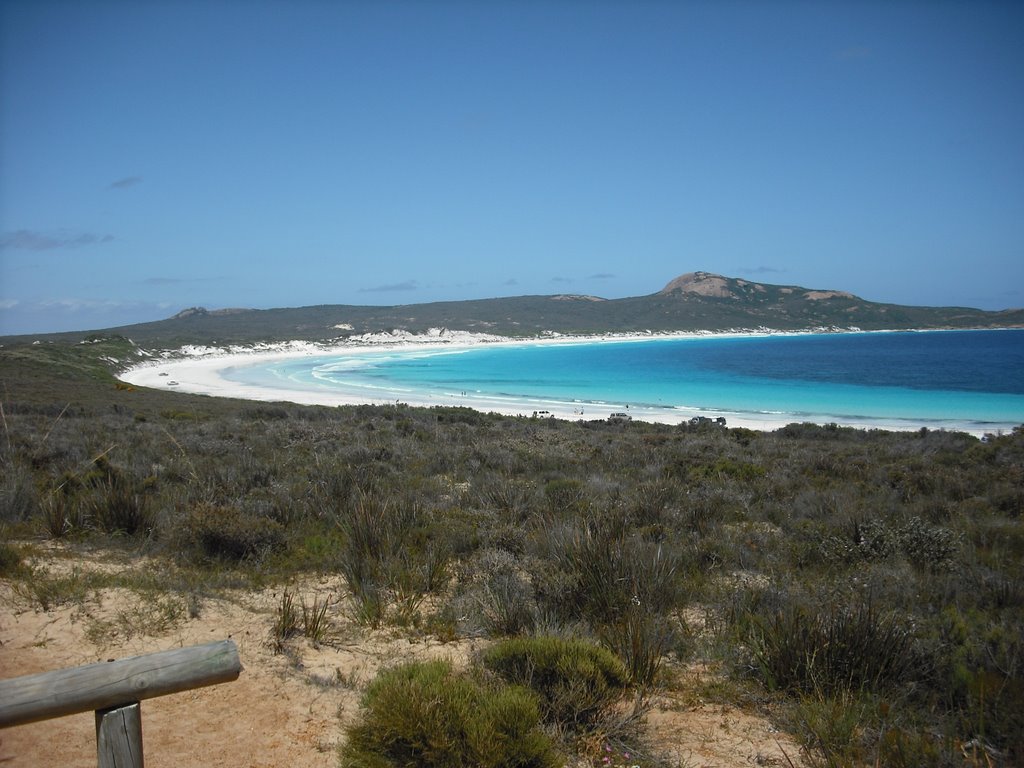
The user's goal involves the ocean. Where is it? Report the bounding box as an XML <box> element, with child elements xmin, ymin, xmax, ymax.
<box><xmin>223</xmin><ymin>329</ymin><xmax>1024</xmax><ymax>432</ymax></box>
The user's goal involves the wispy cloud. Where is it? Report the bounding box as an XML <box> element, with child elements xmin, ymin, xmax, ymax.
<box><xmin>503</xmin><ymin>278</ymin><xmax>519</xmax><ymax>287</ymax></box>
<box><xmin>588</xmin><ymin>273</ymin><xmax>615</xmax><ymax>280</ymax></box>
<box><xmin>31</xmin><ymin>297</ymin><xmax>183</xmax><ymax>315</ymax></box>
<box><xmin>0</xmin><ymin>229</ymin><xmax>114</xmax><ymax>251</ymax></box>
<box><xmin>359</xmin><ymin>280</ymin><xmax>419</xmax><ymax>293</ymax></box>
<box><xmin>109</xmin><ymin>176</ymin><xmax>143</xmax><ymax>189</ymax></box>
<box><xmin>550</xmin><ymin>277</ymin><xmax>572</xmax><ymax>284</ymax></box>
<box><xmin>0</xmin><ymin>297</ymin><xmax>176</xmax><ymax>335</ymax></box>
<box><xmin>39</xmin><ymin>298</ymin><xmax>130</xmax><ymax>311</ymax></box>
<box><xmin>834</xmin><ymin>46</ymin><xmax>872</xmax><ymax>61</ymax></box>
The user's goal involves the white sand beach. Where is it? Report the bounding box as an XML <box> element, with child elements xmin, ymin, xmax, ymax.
<box><xmin>118</xmin><ymin>330</ymin><xmax>1010</xmax><ymax>436</ymax></box>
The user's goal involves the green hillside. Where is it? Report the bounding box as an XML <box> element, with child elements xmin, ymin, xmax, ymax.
<box><xmin>4</xmin><ymin>271</ymin><xmax>1021</xmax><ymax>349</ymax></box>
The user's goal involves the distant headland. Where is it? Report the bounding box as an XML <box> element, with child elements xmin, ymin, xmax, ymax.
<box><xmin>3</xmin><ymin>271</ymin><xmax>1022</xmax><ymax>348</ymax></box>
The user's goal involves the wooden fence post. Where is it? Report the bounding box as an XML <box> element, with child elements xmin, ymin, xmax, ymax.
<box><xmin>96</xmin><ymin>702</ymin><xmax>144</xmax><ymax>768</ymax></box>
<box><xmin>0</xmin><ymin>640</ymin><xmax>239</xmax><ymax>767</ymax></box>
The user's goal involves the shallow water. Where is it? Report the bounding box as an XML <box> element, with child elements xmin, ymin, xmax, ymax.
<box><xmin>225</xmin><ymin>329</ymin><xmax>1024</xmax><ymax>430</ymax></box>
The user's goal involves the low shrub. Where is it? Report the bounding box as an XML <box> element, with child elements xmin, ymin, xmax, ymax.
<box><xmin>0</xmin><ymin>537</ymin><xmax>23</xmax><ymax>576</ymax></box>
<box><xmin>629</xmin><ymin>480</ymin><xmax>677</xmax><ymax>531</ymax></box>
<box><xmin>22</xmin><ymin>567</ymin><xmax>97</xmax><ymax>611</ymax></box>
<box><xmin>84</xmin><ymin>594</ymin><xmax>186</xmax><ymax>644</ymax></box>
<box><xmin>821</xmin><ymin>517</ymin><xmax>896</xmax><ymax>563</ymax></box>
<box><xmin>786</xmin><ymin>691</ymin><xmax>966</xmax><ymax>768</ymax></box>
<box><xmin>925</xmin><ymin>609</ymin><xmax>1024</xmax><ymax>758</ymax></box>
<box><xmin>340</xmin><ymin>660</ymin><xmax>560</xmax><ymax>768</ymax></box>
<box><xmin>821</xmin><ymin>515</ymin><xmax>961</xmax><ymax>572</ymax></box>
<box><xmin>897</xmin><ymin>516</ymin><xmax>961</xmax><ymax>571</ymax></box>
<box><xmin>789</xmin><ymin>688</ymin><xmax>873</xmax><ymax>768</ymax></box>
<box><xmin>482</xmin><ymin>636</ymin><xmax>630</xmax><ymax>731</ymax></box>
<box><xmin>476</xmin><ymin>475</ymin><xmax>536</xmax><ymax>521</ymax></box>
<box><xmin>178</xmin><ymin>503</ymin><xmax>286</xmax><ymax>562</ymax></box>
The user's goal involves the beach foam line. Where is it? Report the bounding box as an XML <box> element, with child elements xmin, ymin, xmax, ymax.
<box><xmin>117</xmin><ymin>329</ymin><xmax>1008</xmax><ymax>437</ymax></box>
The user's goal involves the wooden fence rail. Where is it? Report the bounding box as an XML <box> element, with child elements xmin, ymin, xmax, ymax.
<box><xmin>0</xmin><ymin>639</ymin><xmax>241</xmax><ymax>767</ymax></box>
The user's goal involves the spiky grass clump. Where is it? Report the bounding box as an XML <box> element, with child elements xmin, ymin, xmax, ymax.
<box><xmin>749</xmin><ymin>598</ymin><xmax>918</xmax><ymax>695</ymax></box>
<box><xmin>537</xmin><ymin>523</ymin><xmax>683</xmax><ymax>627</ymax></box>
<box><xmin>599</xmin><ymin>609</ymin><xmax>678</xmax><ymax>690</ymax></box>
<box><xmin>301</xmin><ymin>593</ymin><xmax>330</xmax><ymax>645</ymax></box>
<box><xmin>1</xmin><ymin>464</ymin><xmax>38</xmax><ymax>523</ymax></box>
<box><xmin>86</xmin><ymin>478</ymin><xmax>152</xmax><ymax>536</ymax></box>
<box><xmin>270</xmin><ymin>589</ymin><xmax>300</xmax><ymax>652</ymax></box>
<box><xmin>336</xmin><ymin>493</ymin><xmax>450</xmax><ymax>626</ymax></box>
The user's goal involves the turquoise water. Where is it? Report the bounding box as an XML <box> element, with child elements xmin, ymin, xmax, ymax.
<box><xmin>224</xmin><ymin>330</ymin><xmax>1024</xmax><ymax>429</ymax></box>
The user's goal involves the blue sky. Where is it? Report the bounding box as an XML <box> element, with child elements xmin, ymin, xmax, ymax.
<box><xmin>2</xmin><ymin>0</ymin><xmax>1022</xmax><ymax>335</ymax></box>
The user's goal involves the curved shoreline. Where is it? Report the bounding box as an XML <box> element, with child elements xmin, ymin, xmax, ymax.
<box><xmin>119</xmin><ymin>329</ymin><xmax>1021</xmax><ymax>437</ymax></box>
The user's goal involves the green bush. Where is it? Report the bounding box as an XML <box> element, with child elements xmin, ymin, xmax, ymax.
<box><xmin>482</xmin><ymin>636</ymin><xmax>630</xmax><ymax>731</ymax></box>
<box><xmin>340</xmin><ymin>660</ymin><xmax>560</xmax><ymax>768</ymax></box>
<box><xmin>925</xmin><ymin>609</ymin><xmax>1024</xmax><ymax>757</ymax></box>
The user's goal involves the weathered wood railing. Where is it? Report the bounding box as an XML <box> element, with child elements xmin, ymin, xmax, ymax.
<box><xmin>0</xmin><ymin>639</ymin><xmax>241</xmax><ymax>768</ymax></box>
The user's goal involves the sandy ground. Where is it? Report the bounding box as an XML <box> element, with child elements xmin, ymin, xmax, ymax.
<box><xmin>1</xmin><ymin>544</ymin><xmax>807</xmax><ymax>768</ymax></box>
<box><xmin>118</xmin><ymin>330</ymin><xmax>1004</xmax><ymax>436</ymax></box>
